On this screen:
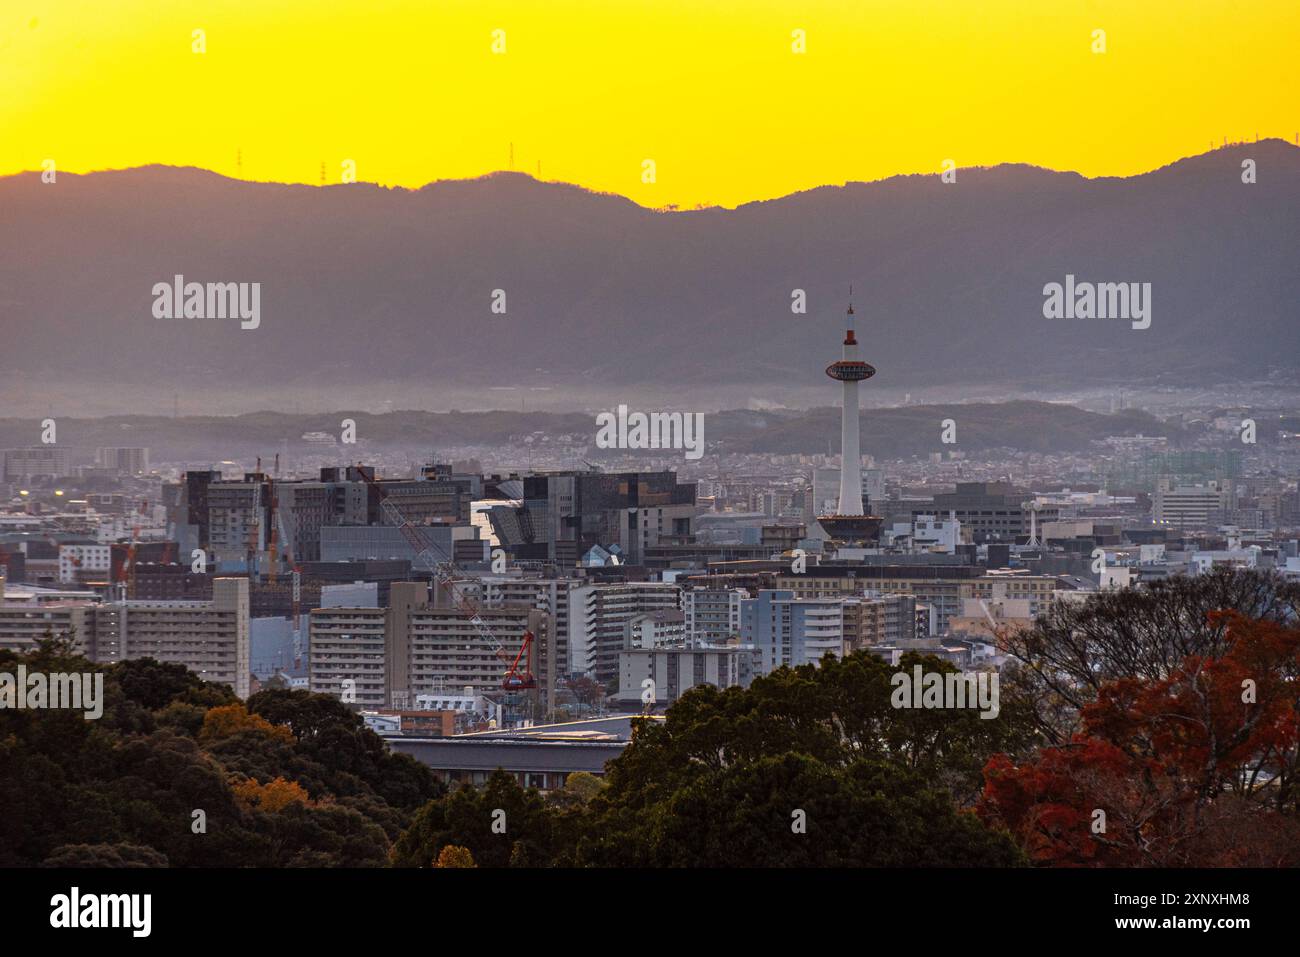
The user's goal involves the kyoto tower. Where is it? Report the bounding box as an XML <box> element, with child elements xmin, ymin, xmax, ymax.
<box><xmin>817</xmin><ymin>292</ymin><xmax>883</xmax><ymax>545</ymax></box>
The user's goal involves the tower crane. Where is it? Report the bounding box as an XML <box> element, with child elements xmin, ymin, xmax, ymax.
<box><xmin>356</xmin><ymin>466</ymin><xmax>536</xmax><ymax>692</ymax></box>
<box><xmin>275</xmin><ymin>497</ymin><xmax>304</xmax><ymax>668</ymax></box>
<box><xmin>119</xmin><ymin>497</ymin><xmax>149</xmax><ymax>600</ymax></box>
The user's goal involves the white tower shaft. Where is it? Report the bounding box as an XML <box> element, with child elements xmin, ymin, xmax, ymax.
<box><xmin>837</xmin><ymin>337</ymin><xmax>864</xmax><ymax>516</ymax></box>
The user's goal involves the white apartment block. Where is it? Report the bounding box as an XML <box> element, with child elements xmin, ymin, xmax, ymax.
<box><xmin>58</xmin><ymin>543</ymin><xmax>112</xmax><ymax>584</ymax></box>
<box><xmin>1153</xmin><ymin>478</ymin><xmax>1232</xmax><ymax>527</ymax></box>
<box><xmin>476</xmin><ymin>575</ymin><xmax>573</xmax><ymax>677</ymax></box>
<box><xmin>96</xmin><ymin>447</ymin><xmax>150</xmax><ymax>475</ymax></box>
<box><xmin>739</xmin><ymin>590</ymin><xmax>849</xmax><ymax>675</ymax></box>
<box><xmin>3</xmin><ymin>447</ymin><xmax>71</xmax><ymax>481</ymax></box>
<box><xmin>624</xmin><ymin>610</ymin><xmax>686</xmax><ymax>649</ymax></box>
<box><xmin>683</xmin><ymin>587</ymin><xmax>747</xmax><ymax>642</ymax></box>
<box><xmin>406</xmin><ymin>605</ymin><xmax>549</xmax><ymax>700</ymax></box>
<box><xmin>306</xmin><ymin>584</ymin><xmax>555</xmax><ymax>713</ymax></box>
<box><xmin>616</xmin><ymin>644</ymin><xmax>743</xmax><ymax>707</ymax></box>
<box><xmin>0</xmin><ymin>600</ymin><xmax>96</xmax><ymax>655</ymax></box>
<box><xmin>568</xmin><ymin>581</ymin><xmax>681</xmax><ymax>683</ymax></box>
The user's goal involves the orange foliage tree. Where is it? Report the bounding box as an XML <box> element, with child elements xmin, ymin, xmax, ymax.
<box><xmin>434</xmin><ymin>845</ymin><xmax>476</xmax><ymax>868</ymax></box>
<box><xmin>231</xmin><ymin>776</ymin><xmax>312</xmax><ymax>813</ymax></box>
<box><xmin>200</xmin><ymin>703</ymin><xmax>294</xmax><ymax>744</ymax></box>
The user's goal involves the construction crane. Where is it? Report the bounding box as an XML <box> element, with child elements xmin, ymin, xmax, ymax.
<box><xmin>356</xmin><ymin>465</ymin><xmax>536</xmax><ymax>692</ymax></box>
<box><xmin>267</xmin><ymin>473</ymin><xmax>279</xmax><ymax>585</ymax></box>
<box><xmin>275</xmin><ymin>497</ymin><xmax>304</xmax><ymax>669</ymax></box>
<box><xmin>120</xmin><ymin>497</ymin><xmax>149</xmax><ymax>600</ymax></box>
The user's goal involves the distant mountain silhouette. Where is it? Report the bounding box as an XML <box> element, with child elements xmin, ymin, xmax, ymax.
<box><xmin>1</xmin><ymin>142</ymin><xmax>1296</xmax><ymax>414</ymax></box>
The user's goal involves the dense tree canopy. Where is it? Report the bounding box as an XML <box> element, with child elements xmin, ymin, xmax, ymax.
<box><xmin>0</xmin><ymin>639</ymin><xmax>440</xmax><ymax>867</ymax></box>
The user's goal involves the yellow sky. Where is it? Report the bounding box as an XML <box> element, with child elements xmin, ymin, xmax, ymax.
<box><xmin>3</xmin><ymin>0</ymin><xmax>1297</xmax><ymax>208</ymax></box>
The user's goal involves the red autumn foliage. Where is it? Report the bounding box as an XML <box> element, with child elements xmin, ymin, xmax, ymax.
<box><xmin>980</xmin><ymin>612</ymin><xmax>1300</xmax><ymax>866</ymax></box>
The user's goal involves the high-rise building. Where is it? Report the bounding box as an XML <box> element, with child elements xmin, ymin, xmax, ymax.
<box><xmin>309</xmin><ymin>605</ymin><xmax>387</xmax><ymax>707</ymax></box>
<box><xmin>918</xmin><ymin>482</ymin><xmax>1059</xmax><ymax>543</ymax></box>
<box><xmin>683</xmin><ymin>586</ymin><xmax>748</xmax><ymax>642</ymax></box>
<box><xmin>616</xmin><ymin>644</ymin><xmax>744</xmax><ymax>707</ymax></box>
<box><xmin>0</xmin><ymin>578</ymin><xmax>252</xmax><ymax>698</ymax></box>
<box><xmin>95</xmin><ymin>577</ymin><xmax>252</xmax><ymax>697</ymax></box>
<box><xmin>95</xmin><ymin>447</ymin><xmax>150</xmax><ymax>476</ymax></box>
<box><xmin>489</xmin><ymin>470</ymin><xmax>696</xmax><ymax>565</ymax></box>
<box><xmin>739</xmin><ymin>589</ymin><xmax>848</xmax><ymax>674</ymax></box>
<box><xmin>1154</xmin><ymin>478</ymin><xmax>1234</xmax><ymax>527</ymax></box>
<box><xmin>568</xmin><ymin>581</ymin><xmax>681</xmax><ymax>684</ymax></box>
<box><xmin>3</xmin><ymin>447</ymin><xmax>70</xmax><ymax>482</ymax></box>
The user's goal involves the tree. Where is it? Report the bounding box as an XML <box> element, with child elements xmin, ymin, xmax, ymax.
<box><xmin>568</xmin><ymin>676</ymin><xmax>606</xmax><ymax>714</ymax></box>
<box><xmin>245</xmin><ymin>689</ymin><xmax>440</xmax><ymax>811</ymax></box>
<box><xmin>0</xmin><ymin>644</ymin><xmax>406</xmax><ymax>867</ymax></box>
<box><xmin>41</xmin><ymin>843</ymin><xmax>169</xmax><ymax>868</ymax></box>
<box><xmin>232</xmin><ymin>775</ymin><xmax>312</xmax><ymax>812</ymax></box>
<box><xmin>1000</xmin><ymin>567</ymin><xmax>1300</xmax><ymax>745</ymax></box>
<box><xmin>598</xmin><ymin>650</ymin><xmax>1037</xmax><ymax>809</ymax></box>
<box><xmin>981</xmin><ymin>612</ymin><xmax>1300</xmax><ymax>866</ymax></box>
<box><xmin>201</xmin><ymin>704</ymin><xmax>294</xmax><ymax>744</ymax></box>
<box><xmin>435</xmin><ymin>845</ymin><xmax>476</xmax><ymax>868</ymax></box>
<box><xmin>392</xmin><ymin>770</ymin><xmax>559</xmax><ymax>868</ymax></box>
<box><xmin>579</xmin><ymin>753</ymin><xmax>1024</xmax><ymax>867</ymax></box>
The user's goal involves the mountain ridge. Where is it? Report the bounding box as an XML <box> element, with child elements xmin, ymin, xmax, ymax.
<box><xmin>1</xmin><ymin>141</ymin><xmax>1296</xmax><ymax>415</ymax></box>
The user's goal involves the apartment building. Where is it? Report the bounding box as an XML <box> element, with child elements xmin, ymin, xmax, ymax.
<box><xmin>739</xmin><ymin>589</ymin><xmax>849</xmax><ymax>674</ymax></box>
<box><xmin>94</xmin><ymin>577</ymin><xmax>251</xmax><ymax>697</ymax></box>
<box><xmin>1154</xmin><ymin>478</ymin><xmax>1234</xmax><ymax>528</ymax></box>
<box><xmin>616</xmin><ymin>644</ymin><xmax>744</xmax><ymax>707</ymax></box>
<box><xmin>0</xmin><ymin>577</ymin><xmax>252</xmax><ymax>697</ymax></box>
<box><xmin>308</xmin><ymin>605</ymin><xmax>387</xmax><ymax>708</ymax></box>
<box><xmin>0</xmin><ymin>599</ymin><xmax>95</xmax><ymax>655</ymax></box>
<box><xmin>846</xmin><ymin>592</ymin><xmax>918</xmax><ymax>649</ymax></box>
<box><xmin>2</xmin><ymin>447</ymin><xmax>71</xmax><ymax>482</ymax></box>
<box><xmin>567</xmin><ymin>581</ymin><xmax>681</xmax><ymax>684</ymax></box>
<box><xmin>625</xmin><ymin>609</ymin><xmax>686</xmax><ymax>649</ymax></box>
<box><xmin>777</xmin><ymin>564</ymin><xmax>981</xmax><ymax>631</ymax></box>
<box><xmin>95</xmin><ymin>447</ymin><xmax>150</xmax><ymax>476</ymax></box>
<box><xmin>473</xmin><ymin>576</ymin><xmax>574</xmax><ymax>687</ymax></box>
<box><xmin>58</xmin><ymin>543</ymin><xmax>112</xmax><ymax>584</ymax></box>
<box><xmin>683</xmin><ymin>586</ymin><xmax>748</xmax><ymax>642</ymax></box>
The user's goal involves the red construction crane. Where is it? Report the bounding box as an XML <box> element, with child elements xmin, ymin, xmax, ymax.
<box><xmin>119</xmin><ymin>497</ymin><xmax>149</xmax><ymax>600</ymax></box>
<box><xmin>356</xmin><ymin>465</ymin><xmax>535</xmax><ymax>691</ymax></box>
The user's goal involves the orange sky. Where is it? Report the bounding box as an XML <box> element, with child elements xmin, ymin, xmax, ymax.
<box><xmin>2</xmin><ymin>0</ymin><xmax>1298</xmax><ymax>208</ymax></box>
